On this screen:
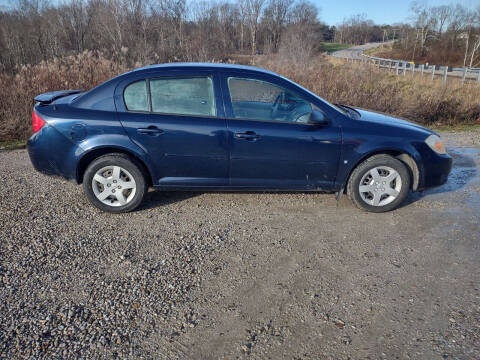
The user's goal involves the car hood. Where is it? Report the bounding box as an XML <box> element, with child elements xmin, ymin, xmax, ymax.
<box><xmin>353</xmin><ymin>108</ymin><xmax>435</xmax><ymax>137</ymax></box>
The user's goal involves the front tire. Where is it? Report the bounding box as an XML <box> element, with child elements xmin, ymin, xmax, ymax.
<box><xmin>83</xmin><ymin>154</ymin><xmax>147</xmax><ymax>213</ymax></box>
<box><xmin>347</xmin><ymin>154</ymin><xmax>410</xmax><ymax>212</ymax></box>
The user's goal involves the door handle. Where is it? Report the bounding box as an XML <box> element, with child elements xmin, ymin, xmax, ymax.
<box><xmin>137</xmin><ymin>126</ymin><xmax>163</xmax><ymax>135</ymax></box>
<box><xmin>234</xmin><ymin>131</ymin><xmax>260</xmax><ymax>141</ymax></box>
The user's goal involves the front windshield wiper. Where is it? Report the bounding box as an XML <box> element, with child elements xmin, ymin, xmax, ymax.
<box><xmin>334</xmin><ymin>104</ymin><xmax>361</xmax><ymax>119</ymax></box>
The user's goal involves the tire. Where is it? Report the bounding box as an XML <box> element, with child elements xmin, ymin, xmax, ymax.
<box><xmin>347</xmin><ymin>154</ymin><xmax>410</xmax><ymax>213</ymax></box>
<box><xmin>83</xmin><ymin>153</ymin><xmax>147</xmax><ymax>213</ymax></box>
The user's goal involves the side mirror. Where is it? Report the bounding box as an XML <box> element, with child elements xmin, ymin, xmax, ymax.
<box><xmin>308</xmin><ymin>110</ymin><xmax>330</xmax><ymax>126</ymax></box>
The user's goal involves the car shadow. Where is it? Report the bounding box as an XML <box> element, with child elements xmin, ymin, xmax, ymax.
<box><xmin>136</xmin><ymin>147</ymin><xmax>478</xmax><ymax>212</ymax></box>
<box><xmin>136</xmin><ymin>189</ymin><xmax>332</xmax><ymax>212</ymax></box>
<box><xmin>138</xmin><ymin>190</ymin><xmax>201</xmax><ymax>210</ymax></box>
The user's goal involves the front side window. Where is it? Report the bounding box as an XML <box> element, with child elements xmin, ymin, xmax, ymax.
<box><xmin>150</xmin><ymin>77</ymin><xmax>216</xmax><ymax>117</ymax></box>
<box><xmin>124</xmin><ymin>80</ymin><xmax>148</xmax><ymax>111</ymax></box>
<box><xmin>227</xmin><ymin>77</ymin><xmax>312</xmax><ymax>123</ymax></box>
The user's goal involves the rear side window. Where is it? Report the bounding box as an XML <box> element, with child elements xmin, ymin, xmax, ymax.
<box><xmin>124</xmin><ymin>80</ymin><xmax>148</xmax><ymax>111</ymax></box>
<box><xmin>150</xmin><ymin>77</ymin><xmax>216</xmax><ymax>117</ymax></box>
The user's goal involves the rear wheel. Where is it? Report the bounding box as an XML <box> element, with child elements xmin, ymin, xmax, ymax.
<box><xmin>347</xmin><ymin>154</ymin><xmax>410</xmax><ymax>212</ymax></box>
<box><xmin>83</xmin><ymin>154</ymin><xmax>147</xmax><ymax>213</ymax></box>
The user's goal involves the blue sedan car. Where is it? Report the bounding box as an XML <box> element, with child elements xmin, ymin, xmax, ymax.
<box><xmin>28</xmin><ymin>63</ymin><xmax>452</xmax><ymax>213</ymax></box>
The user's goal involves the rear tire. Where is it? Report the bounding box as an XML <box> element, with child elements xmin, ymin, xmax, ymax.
<box><xmin>83</xmin><ymin>153</ymin><xmax>147</xmax><ymax>213</ymax></box>
<box><xmin>347</xmin><ymin>154</ymin><xmax>410</xmax><ymax>212</ymax></box>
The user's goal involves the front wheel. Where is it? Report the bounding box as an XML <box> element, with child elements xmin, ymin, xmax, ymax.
<box><xmin>83</xmin><ymin>154</ymin><xmax>147</xmax><ymax>213</ymax></box>
<box><xmin>347</xmin><ymin>154</ymin><xmax>410</xmax><ymax>212</ymax></box>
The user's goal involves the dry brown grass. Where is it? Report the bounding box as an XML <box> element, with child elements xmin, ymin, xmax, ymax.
<box><xmin>256</xmin><ymin>56</ymin><xmax>480</xmax><ymax>127</ymax></box>
<box><xmin>1</xmin><ymin>53</ymin><xmax>479</xmax><ymax>141</ymax></box>
<box><xmin>0</xmin><ymin>51</ymin><xmax>128</xmax><ymax>141</ymax></box>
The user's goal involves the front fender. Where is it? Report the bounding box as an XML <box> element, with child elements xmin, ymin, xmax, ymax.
<box><xmin>336</xmin><ymin>139</ymin><xmax>423</xmax><ymax>190</ymax></box>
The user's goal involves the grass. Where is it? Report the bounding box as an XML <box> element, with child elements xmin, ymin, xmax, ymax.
<box><xmin>0</xmin><ymin>139</ymin><xmax>27</xmax><ymax>150</ymax></box>
<box><xmin>259</xmin><ymin>56</ymin><xmax>480</xmax><ymax>127</ymax></box>
<box><xmin>0</xmin><ymin>51</ymin><xmax>479</xmax><ymax>142</ymax></box>
<box><xmin>364</xmin><ymin>43</ymin><xmax>393</xmax><ymax>57</ymax></box>
<box><xmin>321</xmin><ymin>43</ymin><xmax>352</xmax><ymax>53</ymax></box>
<box><xmin>431</xmin><ymin>124</ymin><xmax>480</xmax><ymax>132</ymax></box>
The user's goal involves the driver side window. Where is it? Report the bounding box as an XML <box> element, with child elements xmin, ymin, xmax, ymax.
<box><xmin>227</xmin><ymin>77</ymin><xmax>312</xmax><ymax>123</ymax></box>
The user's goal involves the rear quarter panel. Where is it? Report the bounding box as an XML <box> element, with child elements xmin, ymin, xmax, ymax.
<box><xmin>67</xmin><ymin>107</ymin><xmax>157</xmax><ymax>183</ymax></box>
<box><xmin>31</xmin><ymin>101</ymin><xmax>156</xmax><ymax>183</ymax></box>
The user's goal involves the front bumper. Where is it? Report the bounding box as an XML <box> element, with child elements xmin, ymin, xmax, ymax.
<box><xmin>419</xmin><ymin>151</ymin><xmax>453</xmax><ymax>190</ymax></box>
<box><xmin>27</xmin><ymin>124</ymin><xmax>78</xmax><ymax>180</ymax></box>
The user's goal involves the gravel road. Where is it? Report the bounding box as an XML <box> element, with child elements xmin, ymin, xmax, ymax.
<box><xmin>330</xmin><ymin>42</ymin><xmax>479</xmax><ymax>81</ymax></box>
<box><xmin>330</xmin><ymin>42</ymin><xmax>389</xmax><ymax>60</ymax></box>
<box><xmin>1</xmin><ymin>130</ymin><xmax>479</xmax><ymax>359</ymax></box>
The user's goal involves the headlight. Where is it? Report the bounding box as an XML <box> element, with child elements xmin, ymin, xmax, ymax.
<box><xmin>425</xmin><ymin>134</ymin><xmax>446</xmax><ymax>154</ymax></box>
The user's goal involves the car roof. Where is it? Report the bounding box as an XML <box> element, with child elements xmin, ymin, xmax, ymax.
<box><xmin>72</xmin><ymin>62</ymin><xmax>283</xmax><ymax>111</ymax></box>
<box><xmin>132</xmin><ymin>62</ymin><xmax>279</xmax><ymax>76</ymax></box>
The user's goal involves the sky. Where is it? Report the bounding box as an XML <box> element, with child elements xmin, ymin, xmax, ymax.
<box><xmin>1</xmin><ymin>0</ymin><xmax>479</xmax><ymax>26</ymax></box>
<box><xmin>315</xmin><ymin>0</ymin><xmax>480</xmax><ymax>26</ymax></box>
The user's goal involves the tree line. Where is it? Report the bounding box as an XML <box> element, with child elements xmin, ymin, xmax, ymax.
<box><xmin>334</xmin><ymin>14</ymin><xmax>394</xmax><ymax>45</ymax></box>
<box><xmin>383</xmin><ymin>2</ymin><xmax>480</xmax><ymax>67</ymax></box>
<box><xmin>3</xmin><ymin>0</ymin><xmax>477</xmax><ymax>74</ymax></box>
<box><xmin>0</xmin><ymin>0</ymin><xmax>339</xmax><ymax>73</ymax></box>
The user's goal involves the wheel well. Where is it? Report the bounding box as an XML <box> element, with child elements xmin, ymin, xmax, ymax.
<box><xmin>76</xmin><ymin>147</ymin><xmax>153</xmax><ymax>186</ymax></box>
<box><xmin>346</xmin><ymin>150</ymin><xmax>419</xmax><ymax>191</ymax></box>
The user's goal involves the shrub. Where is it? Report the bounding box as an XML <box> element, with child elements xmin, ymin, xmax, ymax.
<box><xmin>0</xmin><ymin>51</ymin><xmax>128</xmax><ymax>141</ymax></box>
<box><xmin>256</xmin><ymin>56</ymin><xmax>480</xmax><ymax>126</ymax></box>
<box><xmin>0</xmin><ymin>53</ymin><xmax>479</xmax><ymax>141</ymax></box>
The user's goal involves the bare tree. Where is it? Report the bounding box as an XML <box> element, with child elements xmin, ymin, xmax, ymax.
<box><xmin>431</xmin><ymin>5</ymin><xmax>452</xmax><ymax>35</ymax></box>
<box><xmin>468</xmin><ymin>7</ymin><xmax>480</xmax><ymax>68</ymax></box>
<box><xmin>334</xmin><ymin>14</ymin><xmax>380</xmax><ymax>45</ymax></box>
<box><xmin>409</xmin><ymin>2</ymin><xmax>437</xmax><ymax>60</ymax></box>
<box><xmin>59</xmin><ymin>0</ymin><xmax>92</xmax><ymax>53</ymax></box>
<box><xmin>242</xmin><ymin>0</ymin><xmax>266</xmax><ymax>55</ymax></box>
<box><xmin>290</xmin><ymin>0</ymin><xmax>317</xmax><ymax>25</ymax></box>
<box><xmin>262</xmin><ymin>0</ymin><xmax>292</xmax><ymax>52</ymax></box>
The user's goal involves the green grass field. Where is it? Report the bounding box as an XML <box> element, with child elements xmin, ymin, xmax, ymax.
<box><xmin>321</xmin><ymin>42</ymin><xmax>353</xmax><ymax>53</ymax></box>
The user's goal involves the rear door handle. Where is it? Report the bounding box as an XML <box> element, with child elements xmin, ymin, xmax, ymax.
<box><xmin>234</xmin><ymin>131</ymin><xmax>260</xmax><ymax>141</ymax></box>
<box><xmin>137</xmin><ymin>126</ymin><xmax>163</xmax><ymax>135</ymax></box>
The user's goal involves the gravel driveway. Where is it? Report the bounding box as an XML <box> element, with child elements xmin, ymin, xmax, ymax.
<box><xmin>1</xmin><ymin>130</ymin><xmax>479</xmax><ymax>359</ymax></box>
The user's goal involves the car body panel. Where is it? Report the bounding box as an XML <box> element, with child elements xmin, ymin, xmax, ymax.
<box><xmin>225</xmin><ymin>118</ymin><xmax>341</xmax><ymax>189</ymax></box>
<box><xmin>118</xmin><ymin>111</ymin><xmax>229</xmax><ymax>187</ymax></box>
<box><xmin>27</xmin><ymin>63</ymin><xmax>452</xmax><ymax>196</ymax></box>
<box><xmin>114</xmin><ymin>69</ymin><xmax>229</xmax><ymax>187</ymax></box>
<box><xmin>354</xmin><ymin>108</ymin><xmax>435</xmax><ymax>135</ymax></box>
<box><xmin>29</xmin><ymin>99</ymin><xmax>157</xmax><ymax>184</ymax></box>
<box><xmin>219</xmin><ymin>70</ymin><xmax>342</xmax><ymax>190</ymax></box>
<box><xmin>28</xmin><ymin>123</ymin><xmax>80</xmax><ymax>180</ymax></box>
<box><xmin>335</xmin><ymin>111</ymin><xmax>452</xmax><ymax>190</ymax></box>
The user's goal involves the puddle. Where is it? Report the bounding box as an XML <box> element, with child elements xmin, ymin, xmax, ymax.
<box><xmin>422</xmin><ymin>147</ymin><xmax>480</xmax><ymax>195</ymax></box>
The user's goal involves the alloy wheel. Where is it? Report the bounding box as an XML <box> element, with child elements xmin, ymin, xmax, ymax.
<box><xmin>91</xmin><ymin>166</ymin><xmax>137</xmax><ymax>207</ymax></box>
<box><xmin>358</xmin><ymin>166</ymin><xmax>402</xmax><ymax>206</ymax></box>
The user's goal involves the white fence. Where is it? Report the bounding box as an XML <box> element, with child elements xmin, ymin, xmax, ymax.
<box><xmin>342</xmin><ymin>53</ymin><xmax>480</xmax><ymax>85</ymax></box>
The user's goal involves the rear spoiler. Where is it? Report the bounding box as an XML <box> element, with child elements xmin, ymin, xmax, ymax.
<box><xmin>34</xmin><ymin>90</ymin><xmax>83</xmax><ymax>104</ymax></box>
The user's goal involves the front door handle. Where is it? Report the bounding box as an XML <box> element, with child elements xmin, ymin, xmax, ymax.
<box><xmin>137</xmin><ymin>126</ymin><xmax>163</xmax><ymax>136</ymax></box>
<box><xmin>234</xmin><ymin>131</ymin><xmax>260</xmax><ymax>141</ymax></box>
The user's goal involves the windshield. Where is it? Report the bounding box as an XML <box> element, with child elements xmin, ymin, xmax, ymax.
<box><xmin>279</xmin><ymin>75</ymin><xmax>349</xmax><ymax>116</ymax></box>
